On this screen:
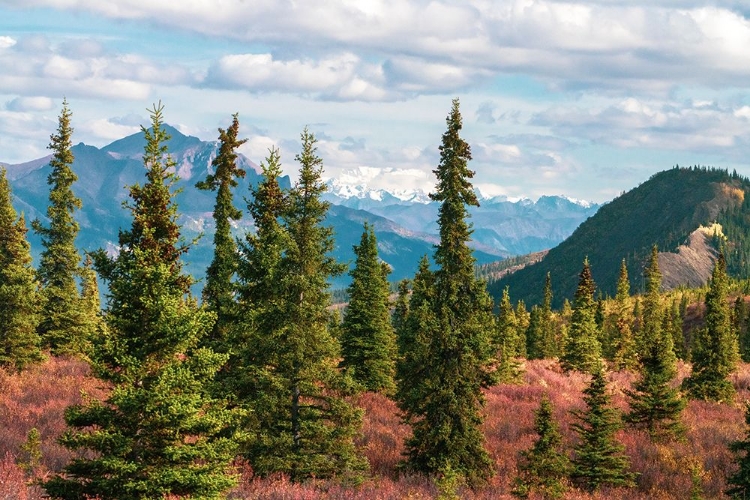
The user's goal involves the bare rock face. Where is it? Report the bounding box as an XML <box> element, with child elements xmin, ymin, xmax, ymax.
<box><xmin>659</xmin><ymin>224</ymin><xmax>720</xmax><ymax>290</ymax></box>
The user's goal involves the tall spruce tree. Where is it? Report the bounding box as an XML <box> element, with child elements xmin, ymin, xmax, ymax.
<box><xmin>196</xmin><ymin>114</ymin><xmax>247</xmax><ymax>348</ymax></box>
<box><xmin>727</xmin><ymin>402</ymin><xmax>750</xmax><ymax>498</ymax></box>
<box><xmin>571</xmin><ymin>365</ymin><xmax>635</xmax><ymax>492</ymax></box>
<box><xmin>496</xmin><ymin>286</ymin><xmax>523</xmax><ymax>383</ymax></box>
<box><xmin>0</xmin><ymin>169</ymin><xmax>43</xmax><ymax>370</ymax></box>
<box><xmin>610</xmin><ymin>259</ymin><xmax>638</xmax><ymax>370</ymax></box>
<box><xmin>32</xmin><ymin>100</ymin><xmax>88</xmax><ymax>354</ymax></box>
<box><xmin>340</xmin><ymin>223</ymin><xmax>397</xmax><ymax>393</ymax></box>
<box><xmin>624</xmin><ymin>246</ymin><xmax>685</xmax><ymax>441</ymax></box>
<box><xmin>513</xmin><ymin>395</ymin><xmax>571</xmax><ymax>499</ymax></box>
<box><xmin>237</xmin><ymin>131</ymin><xmax>367</xmax><ymax>481</ymax></box>
<box><xmin>396</xmin><ymin>99</ymin><xmax>497</xmax><ymax>484</ymax></box>
<box><xmin>528</xmin><ymin>273</ymin><xmax>557</xmax><ymax>359</ymax></box>
<box><xmin>44</xmin><ymin>104</ymin><xmax>239</xmax><ymax>500</ymax></box>
<box><xmin>562</xmin><ymin>258</ymin><xmax>602</xmax><ymax>373</ymax></box>
<box><xmin>683</xmin><ymin>252</ymin><xmax>739</xmax><ymax>402</ymax></box>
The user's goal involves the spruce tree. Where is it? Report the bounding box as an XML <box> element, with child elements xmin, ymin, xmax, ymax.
<box><xmin>32</xmin><ymin>99</ymin><xmax>88</xmax><ymax>355</ymax></box>
<box><xmin>44</xmin><ymin>104</ymin><xmax>239</xmax><ymax>500</ymax></box>
<box><xmin>392</xmin><ymin>278</ymin><xmax>411</xmax><ymax>340</ymax></box>
<box><xmin>78</xmin><ymin>254</ymin><xmax>104</xmax><ymax>348</ymax></box>
<box><xmin>340</xmin><ymin>223</ymin><xmax>397</xmax><ymax>393</ymax></box>
<box><xmin>562</xmin><ymin>258</ymin><xmax>602</xmax><ymax>373</ymax></box>
<box><xmin>665</xmin><ymin>296</ymin><xmax>686</xmax><ymax>360</ymax></box>
<box><xmin>496</xmin><ymin>286</ymin><xmax>523</xmax><ymax>383</ymax></box>
<box><xmin>0</xmin><ymin>169</ymin><xmax>43</xmax><ymax>370</ymax></box>
<box><xmin>527</xmin><ymin>273</ymin><xmax>557</xmax><ymax>359</ymax></box>
<box><xmin>610</xmin><ymin>259</ymin><xmax>638</xmax><ymax>370</ymax></box>
<box><xmin>237</xmin><ymin>132</ymin><xmax>367</xmax><ymax>481</ymax></box>
<box><xmin>513</xmin><ymin>395</ymin><xmax>571</xmax><ymax>499</ymax></box>
<box><xmin>625</xmin><ymin>246</ymin><xmax>685</xmax><ymax>441</ymax></box>
<box><xmin>571</xmin><ymin>365</ymin><xmax>635</xmax><ymax>492</ymax></box>
<box><xmin>683</xmin><ymin>253</ymin><xmax>739</xmax><ymax>402</ymax></box>
<box><xmin>196</xmin><ymin>114</ymin><xmax>247</xmax><ymax>348</ymax></box>
<box><xmin>396</xmin><ymin>99</ymin><xmax>496</xmax><ymax>484</ymax></box>
<box><xmin>727</xmin><ymin>402</ymin><xmax>750</xmax><ymax>499</ymax></box>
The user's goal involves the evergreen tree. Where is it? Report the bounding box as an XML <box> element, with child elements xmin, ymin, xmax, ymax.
<box><xmin>733</xmin><ymin>296</ymin><xmax>750</xmax><ymax>362</ymax></box>
<box><xmin>32</xmin><ymin>100</ymin><xmax>88</xmax><ymax>355</ymax></box>
<box><xmin>396</xmin><ymin>99</ymin><xmax>497</xmax><ymax>485</ymax></box>
<box><xmin>395</xmin><ymin>256</ymin><xmax>435</xmax><ymax>421</ymax></box>
<box><xmin>496</xmin><ymin>286</ymin><xmax>523</xmax><ymax>383</ymax></box>
<box><xmin>44</xmin><ymin>104</ymin><xmax>239</xmax><ymax>500</ymax></box>
<box><xmin>0</xmin><ymin>169</ymin><xmax>43</xmax><ymax>370</ymax></box>
<box><xmin>527</xmin><ymin>273</ymin><xmax>557</xmax><ymax>359</ymax></box>
<box><xmin>78</xmin><ymin>254</ymin><xmax>104</xmax><ymax>349</ymax></box>
<box><xmin>571</xmin><ymin>365</ymin><xmax>635</xmax><ymax>492</ymax></box>
<box><xmin>562</xmin><ymin>259</ymin><xmax>602</xmax><ymax>373</ymax></box>
<box><xmin>238</xmin><ymin>131</ymin><xmax>367</xmax><ymax>481</ymax></box>
<box><xmin>665</xmin><ymin>296</ymin><xmax>686</xmax><ymax>360</ymax></box>
<box><xmin>610</xmin><ymin>259</ymin><xmax>638</xmax><ymax>370</ymax></box>
<box><xmin>340</xmin><ymin>223</ymin><xmax>397</xmax><ymax>393</ymax></box>
<box><xmin>513</xmin><ymin>395</ymin><xmax>571</xmax><ymax>499</ymax></box>
<box><xmin>196</xmin><ymin>114</ymin><xmax>247</xmax><ymax>349</ymax></box>
<box><xmin>392</xmin><ymin>279</ymin><xmax>410</xmax><ymax>340</ymax></box>
<box><xmin>683</xmin><ymin>253</ymin><xmax>739</xmax><ymax>402</ymax></box>
<box><xmin>625</xmin><ymin>246</ymin><xmax>685</xmax><ymax>441</ymax></box>
<box><xmin>727</xmin><ymin>402</ymin><xmax>750</xmax><ymax>499</ymax></box>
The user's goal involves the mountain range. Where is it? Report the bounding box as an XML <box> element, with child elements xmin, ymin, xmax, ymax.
<box><xmin>1</xmin><ymin>126</ymin><xmax>599</xmax><ymax>289</ymax></box>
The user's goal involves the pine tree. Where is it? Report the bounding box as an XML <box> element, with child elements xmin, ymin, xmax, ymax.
<box><xmin>340</xmin><ymin>223</ymin><xmax>397</xmax><ymax>393</ymax></box>
<box><xmin>727</xmin><ymin>402</ymin><xmax>750</xmax><ymax>499</ymax></box>
<box><xmin>683</xmin><ymin>253</ymin><xmax>739</xmax><ymax>402</ymax></box>
<box><xmin>665</xmin><ymin>296</ymin><xmax>686</xmax><ymax>360</ymax></box>
<box><xmin>392</xmin><ymin>278</ymin><xmax>411</xmax><ymax>340</ymax></box>
<box><xmin>237</xmin><ymin>131</ymin><xmax>367</xmax><ymax>481</ymax></box>
<box><xmin>610</xmin><ymin>259</ymin><xmax>638</xmax><ymax>370</ymax></box>
<box><xmin>562</xmin><ymin>259</ymin><xmax>602</xmax><ymax>373</ymax></box>
<box><xmin>496</xmin><ymin>286</ymin><xmax>523</xmax><ymax>383</ymax></box>
<box><xmin>44</xmin><ymin>104</ymin><xmax>239</xmax><ymax>500</ymax></box>
<box><xmin>625</xmin><ymin>246</ymin><xmax>685</xmax><ymax>441</ymax></box>
<box><xmin>513</xmin><ymin>395</ymin><xmax>571</xmax><ymax>499</ymax></box>
<box><xmin>571</xmin><ymin>365</ymin><xmax>635</xmax><ymax>492</ymax></box>
<box><xmin>0</xmin><ymin>169</ymin><xmax>43</xmax><ymax>370</ymax></box>
<box><xmin>196</xmin><ymin>114</ymin><xmax>247</xmax><ymax>349</ymax></box>
<box><xmin>396</xmin><ymin>99</ymin><xmax>496</xmax><ymax>485</ymax></box>
<box><xmin>32</xmin><ymin>100</ymin><xmax>88</xmax><ymax>355</ymax></box>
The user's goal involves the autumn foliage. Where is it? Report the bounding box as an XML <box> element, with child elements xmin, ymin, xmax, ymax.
<box><xmin>3</xmin><ymin>356</ymin><xmax>749</xmax><ymax>499</ymax></box>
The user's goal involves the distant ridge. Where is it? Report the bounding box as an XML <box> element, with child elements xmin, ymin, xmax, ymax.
<box><xmin>489</xmin><ymin>167</ymin><xmax>750</xmax><ymax>308</ymax></box>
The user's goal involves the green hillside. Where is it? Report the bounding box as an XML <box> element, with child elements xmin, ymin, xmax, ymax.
<box><xmin>489</xmin><ymin>166</ymin><xmax>750</xmax><ymax>308</ymax></box>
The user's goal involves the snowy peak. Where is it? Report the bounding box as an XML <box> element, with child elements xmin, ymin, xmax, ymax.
<box><xmin>325</xmin><ymin>166</ymin><xmax>432</xmax><ymax>205</ymax></box>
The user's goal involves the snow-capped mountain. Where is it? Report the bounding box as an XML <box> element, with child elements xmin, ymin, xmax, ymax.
<box><xmin>3</xmin><ymin>127</ymin><xmax>600</xmax><ymax>288</ymax></box>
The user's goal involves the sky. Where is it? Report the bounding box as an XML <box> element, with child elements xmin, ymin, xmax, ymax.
<box><xmin>1</xmin><ymin>1</ymin><xmax>750</xmax><ymax>203</ymax></box>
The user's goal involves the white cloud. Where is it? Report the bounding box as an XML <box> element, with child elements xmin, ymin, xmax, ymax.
<box><xmin>6</xmin><ymin>96</ymin><xmax>54</xmax><ymax>111</ymax></box>
<box><xmin>0</xmin><ymin>36</ymin><xmax>15</xmax><ymax>49</ymax></box>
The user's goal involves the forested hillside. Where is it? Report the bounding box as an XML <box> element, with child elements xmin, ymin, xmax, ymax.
<box><xmin>490</xmin><ymin>167</ymin><xmax>750</xmax><ymax>308</ymax></box>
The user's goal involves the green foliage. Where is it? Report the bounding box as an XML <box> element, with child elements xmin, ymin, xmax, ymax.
<box><xmin>683</xmin><ymin>253</ymin><xmax>739</xmax><ymax>402</ymax></box>
<box><xmin>340</xmin><ymin>223</ymin><xmax>397</xmax><ymax>393</ymax></box>
<box><xmin>496</xmin><ymin>287</ymin><xmax>523</xmax><ymax>383</ymax></box>
<box><xmin>492</xmin><ymin>166</ymin><xmax>749</xmax><ymax>308</ymax></box>
<box><xmin>562</xmin><ymin>259</ymin><xmax>602</xmax><ymax>373</ymax></box>
<box><xmin>396</xmin><ymin>99</ymin><xmax>496</xmax><ymax>485</ymax></box>
<box><xmin>196</xmin><ymin>113</ymin><xmax>247</xmax><ymax>349</ymax></box>
<box><xmin>44</xmin><ymin>104</ymin><xmax>239</xmax><ymax>500</ymax></box>
<box><xmin>513</xmin><ymin>396</ymin><xmax>571</xmax><ymax>499</ymax></box>
<box><xmin>18</xmin><ymin>427</ymin><xmax>43</xmax><ymax>477</ymax></box>
<box><xmin>571</xmin><ymin>366</ymin><xmax>636</xmax><ymax>492</ymax></box>
<box><xmin>31</xmin><ymin>100</ymin><xmax>88</xmax><ymax>355</ymax></box>
<box><xmin>607</xmin><ymin>260</ymin><xmax>638</xmax><ymax>370</ymax></box>
<box><xmin>625</xmin><ymin>247</ymin><xmax>685</xmax><ymax>441</ymax></box>
<box><xmin>235</xmin><ymin>131</ymin><xmax>367</xmax><ymax>482</ymax></box>
<box><xmin>527</xmin><ymin>273</ymin><xmax>558</xmax><ymax>359</ymax></box>
<box><xmin>727</xmin><ymin>402</ymin><xmax>750</xmax><ymax>499</ymax></box>
<box><xmin>0</xmin><ymin>169</ymin><xmax>43</xmax><ymax>371</ymax></box>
